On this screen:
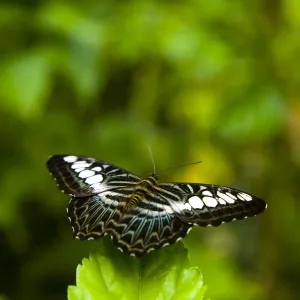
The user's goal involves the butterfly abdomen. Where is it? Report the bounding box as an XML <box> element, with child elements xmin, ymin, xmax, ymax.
<box><xmin>124</xmin><ymin>194</ymin><xmax>142</xmax><ymax>211</ymax></box>
<box><xmin>124</xmin><ymin>175</ymin><xmax>158</xmax><ymax>211</ymax></box>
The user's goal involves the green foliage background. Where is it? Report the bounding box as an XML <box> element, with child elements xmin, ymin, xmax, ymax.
<box><xmin>0</xmin><ymin>0</ymin><xmax>299</xmax><ymax>299</ymax></box>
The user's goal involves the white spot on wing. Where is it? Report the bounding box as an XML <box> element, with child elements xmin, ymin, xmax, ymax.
<box><xmin>74</xmin><ymin>167</ymin><xmax>85</xmax><ymax>173</ymax></box>
<box><xmin>187</xmin><ymin>227</ymin><xmax>193</xmax><ymax>234</ymax></box>
<box><xmin>187</xmin><ymin>184</ymin><xmax>193</xmax><ymax>193</ymax></box>
<box><xmin>188</xmin><ymin>196</ymin><xmax>204</xmax><ymax>209</ymax></box>
<box><xmin>218</xmin><ymin>198</ymin><xmax>227</xmax><ymax>205</ymax></box>
<box><xmin>238</xmin><ymin>192</ymin><xmax>252</xmax><ymax>201</ymax></box>
<box><xmin>72</xmin><ymin>160</ymin><xmax>86</xmax><ymax>165</ymax></box>
<box><xmin>184</xmin><ymin>203</ymin><xmax>192</xmax><ymax>211</ymax></box>
<box><xmin>202</xmin><ymin>196</ymin><xmax>218</xmax><ymax>207</ymax></box>
<box><xmin>64</xmin><ymin>156</ymin><xmax>77</xmax><ymax>162</ymax></box>
<box><xmin>85</xmin><ymin>174</ymin><xmax>104</xmax><ymax>184</ymax></box>
<box><xmin>202</xmin><ymin>190</ymin><xmax>213</xmax><ymax>197</ymax></box>
<box><xmin>226</xmin><ymin>192</ymin><xmax>237</xmax><ymax>200</ymax></box>
<box><xmin>71</xmin><ymin>162</ymin><xmax>92</xmax><ymax>169</ymax></box>
<box><xmin>217</xmin><ymin>191</ymin><xmax>235</xmax><ymax>204</ymax></box>
<box><xmin>91</xmin><ymin>166</ymin><xmax>102</xmax><ymax>172</ymax></box>
<box><xmin>79</xmin><ymin>170</ymin><xmax>96</xmax><ymax>178</ymax></box>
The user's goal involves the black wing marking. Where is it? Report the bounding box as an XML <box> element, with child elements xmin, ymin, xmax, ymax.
<box><xmin>67</xmin><ymin>192</ymin><xmax>192</xmax><ymax>257</ymax></box>
<box><xmin>46</xmin><ymin>155</ymin><xmax>140</xmax><ymax>197</ymax></box>
<box><xmin>158</xmin><ymin>182</ymin><xmax>267</xmax><ymax>227</ymax></box>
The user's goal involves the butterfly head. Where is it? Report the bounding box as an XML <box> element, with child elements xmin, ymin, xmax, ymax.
<box><xmin>147</xmin><ymin>172</ymin><xmax>159</xmax><ymax>184</ymax></box>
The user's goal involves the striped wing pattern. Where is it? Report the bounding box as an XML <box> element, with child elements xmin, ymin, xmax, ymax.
<box><xmin>67</xmin><ymin>193</ymin><xmax>191</xmax><ymax>257</ymax></box>
<box><xmin>157</xmin><ymin>183</ymin><xmax>266</xmax><ymax>227</ymax></box>
<box><xmin>47</xmin><ymin>155</ymin><xmax>267</xmax><ymax>257</ymax></box>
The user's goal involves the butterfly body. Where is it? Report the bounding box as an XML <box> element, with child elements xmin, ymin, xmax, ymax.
<box><xmin>124</xmin><ymin>174</ymin><xmax>159</xmax><ymax>211</ymax></box>
<box><xmin>47</xmin><ymin>154</ymin><xmax>267</xmax><ymax>257</ymax></box>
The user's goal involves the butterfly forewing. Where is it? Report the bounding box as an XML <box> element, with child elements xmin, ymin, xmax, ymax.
<box><xmin>47</xmin><ymin>155</ymin><xmax>140</xmax><ymax>196</ymax></box>
<box><xmin>47</xmin><ymin>154</ymin><xmax>267</xmax><ymax>257</ymax></box>
<box><xmin>158</xmin><ymin>182</ymin><xmax>266</xmax><ymax>227</ymax></box>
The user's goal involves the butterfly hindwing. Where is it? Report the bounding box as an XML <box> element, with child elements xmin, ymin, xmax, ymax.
<box><xmin>67</xmin><ymin>192</ymin><xmax>192</xmax><ymax>257</ymax></box>
<box><xmin>108</xmin><ymin>199</ymin><xmax>192</xmax><ymax>257</ymax></box>
<box><xmin>67</xmin><ymin>194</ymin><xmax>123</xmax><ymax>239</ymax></box>
<box><xmin>158</xmin><ymin>182</ymin><xmax>266</xmax><ymax>227</ymax></box>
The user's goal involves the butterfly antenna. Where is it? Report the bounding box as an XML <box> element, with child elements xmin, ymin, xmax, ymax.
<box><xmin>147</xmin><ymin>145</ymin><xmax>156</xmax><ymax>173</ymax></box>
<box><xmin>157</xmin><ymin>161</ymin><xmax>202</xmax><ymax>174</ymax></box>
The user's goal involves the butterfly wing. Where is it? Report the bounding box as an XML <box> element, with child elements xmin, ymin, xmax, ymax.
<box><xmin>46</xmin><ymin>155</ymin><xmax>140</xmax><ymax>197</ymax></box>
<box><xmin>108</xmin><ymin>198</ymin><xmax>192</xmax><ymax>257</ymax></box>
<box><xmin>47</xmin><ymin>155</ymin><xmax>191</xmax><ymax>257</ymax></box>
<box><xmin>67</xmin><ymin>189</ymin><xmax>192</xmax><ymax>257</ymax></box>
<box><xmin>67</xmin><ymin>195</ymin><xmax>118</xmax><ymax>239</ymax></box>
<box><xmin>157</xmin><ymin>182</ymin><xmax>267</xmax><ymax>227</ymax></box>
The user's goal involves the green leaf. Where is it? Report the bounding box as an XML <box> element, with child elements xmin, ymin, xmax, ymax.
<box><xmin>68</xmin><ymin>239</ymin><xmax>206</xmax><ymax>300</ymax></box>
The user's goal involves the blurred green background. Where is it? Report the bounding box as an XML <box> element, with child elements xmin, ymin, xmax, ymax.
<box><xmin>0</xmin><ymin>0</ymin><xmax>300</xmax><ymax>299</ymax></box>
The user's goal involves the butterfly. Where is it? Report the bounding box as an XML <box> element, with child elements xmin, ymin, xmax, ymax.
<box><xmin>46</xmin><ymin>155</ymin><xmax>267</xmax><ymax>257</ymax></box>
